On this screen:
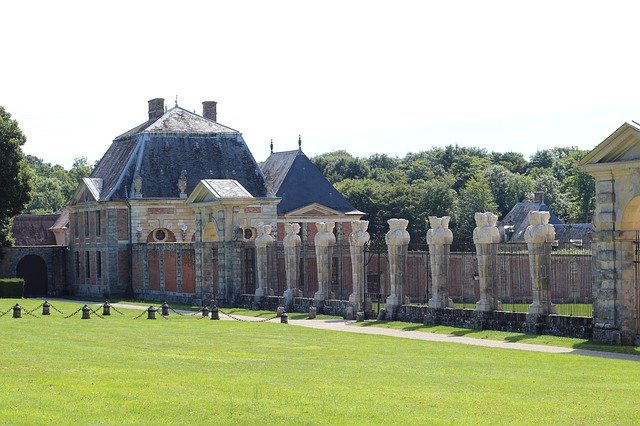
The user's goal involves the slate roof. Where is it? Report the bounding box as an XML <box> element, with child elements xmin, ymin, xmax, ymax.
<box><xmin>11</xmin><ymin>214</ymin><xmax>59</xmax><ymax>246</ymax></box>
<box><xmin>501</xmin><ymin>201</ymin><xmax>562</xmax><ymax>243</ymax></box>
<box><xmin>89</xmin><ymin>107</ymin><xmax>267</xmax><ymax>200</ymax></box>
<box><xmin>260</xmin><ymin>149</ymin><xmax>361</xmax><ymax>215</ymax></box>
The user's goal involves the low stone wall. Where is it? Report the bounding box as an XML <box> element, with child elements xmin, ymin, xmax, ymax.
<box><xmin>398</xmin><ymin>306</ymin><xmax>592</xmax><ymax>339</ymax></box>
<box><xmin>237</xmin><ymin>294</ymin><xmax>352</xmax><ymax>317</ymax></box>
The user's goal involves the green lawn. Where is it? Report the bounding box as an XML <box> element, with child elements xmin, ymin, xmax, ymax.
<box><xmin>0</xmin><ymin>299</ymin><xmax>639</xmax><ymax>424</ymax></box>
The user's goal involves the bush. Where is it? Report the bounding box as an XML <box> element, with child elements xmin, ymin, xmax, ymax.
<box><xmin>0</xmin><ymin>278</ymin><xmax>24</xmax><ymax>298</ymax></box>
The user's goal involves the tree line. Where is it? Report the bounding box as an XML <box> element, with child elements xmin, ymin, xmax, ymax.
<box><xmin>311</xmin><ymin>145</ymin><xmax>595</xmax><ymax>251</ymax></box>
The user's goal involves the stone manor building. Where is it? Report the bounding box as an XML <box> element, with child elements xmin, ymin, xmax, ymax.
<box><xmin>2</xmin><ymin>98</ymin><xmax>361</xmax><ymax>305</ymax></box>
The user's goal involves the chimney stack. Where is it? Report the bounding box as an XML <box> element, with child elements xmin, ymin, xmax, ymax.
<box><xmin>148</xmin><ymin>98</ymin><xmax>165</xmax><ymax>121</ymax></box>
<box><xmin>202</xmin><ymin>101</ymin><xmax>217</xmax><ymax>122</ymax></box>
<box><xmin>534</xmin><ymin>191</ymin><xmax>544</xmax><ymax>204</ymax></box>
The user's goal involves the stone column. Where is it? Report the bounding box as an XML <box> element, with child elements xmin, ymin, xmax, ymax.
<box><xmin>473</xmin><ymin>212</ymin><xmax>502</xmax><ymax>312</ymax></box>
<box><xmin>385</xmin><ymin>218</ymin><xmax>410</xmax><ymax>319</ymax></box>
<box><xmin>524</xmin><ymin>211</ymin><xmax>556</xmax><ymax>315</ymax></box>
<box><xmin>314</xmin><ymin>222</ymin><xmax>335</xmax><ymax>302</ymax></box>
<box><xmin>348</xmin><ymin>220</ymin><xmax>370</xmax><ymax>312</ymax></box>
<box><xmin>254</xmin><ymin>224</ymin><xmax>274</xmax><ymax>302</ymax></box>
<box><xmin>427</xmin><ymin>216</ymin><xmax>454</xmax><ymax>309</ymax></box>
<box><xmin>283</xmin><ymin>223</ymin><xmax>301</xmax><ymax>307</ymax></box>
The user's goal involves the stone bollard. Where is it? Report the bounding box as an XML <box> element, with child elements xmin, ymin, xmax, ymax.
<box><xmin>356</xmin><ymin>311</ymin><xmax>365</xmax><ymax>322</ymax></box>
<box><xmin>385</xmin><ymin>218</ymin><xmax>410</xmax><ymax>319</ymax></box>
<box><xmin>427</xmin><ymin>216</ymin><xmax>454</xmax><ymax>309</ymax></box>
<box><xmin>345</xmin><ymin>306</ymin><xmax>355</xmax><ymax>320</ymax></box>
<box><xmin>42</xmin><ymin>301</ymin><xmax>51</xmax><ymax>315</ymax></box>
<box><xmin>81</xmin><ymin>305</ymin><xmax>91</xmax><ymax>319</ymax></box>
<box><xmin>201</xmin><ymin>306</ymin><xmax>210</xmax><ymax>317</ymax></box>
<box><xmin>12</xmin><ymin>304</ymin><xmax>22</xmax><ymax>318</ymax></box>
<box><xmin>161</xmin><ymin>302</ymin><xmax>170</xmax><ymax>317</ymax></box>
<box><xmin>210</xmin><ymin>306</ymin><xmax>219</xmax><ymax>320</ymax></box>
<box><xmin>280</xmin><ymin>312</ymin><xmax>289</xmax><ymax>324</ymax></box>
<box><xmin>377</xmin><ymin>308</ymin><xmax>387</xmax><ymax>320</ymax></box>
<box><xmin>308</xmin><ymin>306</ymin><xmax>317</xmax><ymax>319</ymax></box>
<box><xmin>147</xmin><ymin>306</ymin><xmax>157</xmax><ymax>320</ymax></box>
<box><xmin>276</xmin><ymin>306</ymin><xmax>286</xmax><ymax>317</ymax></box>
<box><xmin>102</xmin><ymin>301</ymin><xmax>111</xmax><ymax>316</ymax></box>
<box><xmin>348</xmin><ymin>220</ymin><xmax>370</xmax><ymax>313</ymax></box>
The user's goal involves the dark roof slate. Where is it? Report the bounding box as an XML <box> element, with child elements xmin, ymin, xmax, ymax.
<box><xmin>501</xmin><ymin>201</ymin><xmax>562</xmax><ymax>243</ymax></box>
<box><xmin>11</xmin><ymin>214</ymin><xmax>59</xmax><ymax>246</ymax></box>
<box><xmin>90</xmin><ymin>107</ymin><xmax>267</xmax><ymax>200</ymax></box>
<box><xmin>260</xmin><ymin>150</ymin><xmax>359</xmax><ymax>215</ymax></box>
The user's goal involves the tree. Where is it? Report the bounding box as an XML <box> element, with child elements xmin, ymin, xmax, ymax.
<box><xmin>0</xmin><ymin>106</ymin><xmax>32</xmax><ymax>246</ymax></box>
<box><xmin>455</xmin><ymin>177</ymin><xmax>497</xmax><ymax>251</ymax></box>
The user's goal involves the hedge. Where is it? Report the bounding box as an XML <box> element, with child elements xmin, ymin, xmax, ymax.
<box><xmin>0</xmin><ymin>278</ymin><xmax>25</xmax><ymax>298</ymax></box>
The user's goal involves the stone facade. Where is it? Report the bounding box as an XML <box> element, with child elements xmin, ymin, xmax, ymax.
<box><xmin>580</xmin><ymin>122</ymin><xmax>640</xmax><ymax>345</ymax></box>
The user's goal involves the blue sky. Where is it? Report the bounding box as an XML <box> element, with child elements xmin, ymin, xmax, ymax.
<box><xmin>3</xmin><ymin>0</ymin><xmax>640</xmax><ymax>168</ymax></box>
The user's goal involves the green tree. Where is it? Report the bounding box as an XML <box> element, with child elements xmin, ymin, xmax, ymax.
<box><xmin>455</xmin><ymin>177</ymin><xmax>497</xmax><ymax>251</ymax></box>
<box><xmin>0</xmin><ymin>106</ymin><xmax>32</xmax><ymax>246</ymax></box>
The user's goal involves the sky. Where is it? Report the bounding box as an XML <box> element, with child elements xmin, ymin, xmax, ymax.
<box><xmin>3</xmin><ymin>1</ymin><xmax>640</xmax><ymax>169</ymax></box>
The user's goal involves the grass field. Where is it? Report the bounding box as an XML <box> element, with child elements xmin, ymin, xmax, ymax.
<box><xmin>1</xmin><ymin>299</ymin><xmax>639</xmax><ymax>424</ymax></box>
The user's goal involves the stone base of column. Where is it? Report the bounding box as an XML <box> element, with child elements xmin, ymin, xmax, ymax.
<box><xmin>348</xmin><ymin>293</ymin><xmax>371</xmax><ymax>313</ymax></box>
<box><xmin>475</xmin><ymin>299</ymin><xmax>501</xmax><ymax>312</ymax></box>
<box><xmin>527</xmin><ymin>301</ymin><xmax>556</xmax><ymax>315</ymax></box>
<box><xmin>283</xmin><ymin>289</ymin><xmax>295</xmax><ymax>308</ymax></box>
<box><xmin>385</xmin><ymin>294</ymin><xmax>401</xmax><ymax>320</ymax></box>
<box><xmin>428</xmin><ymin>295</ymin><xmax>453</xmax><ymax>309</ymax></box>
<box><xmin>314</xmin><ymin>290</ymin><xmax>327</xmax><ymax>303</ymax></box>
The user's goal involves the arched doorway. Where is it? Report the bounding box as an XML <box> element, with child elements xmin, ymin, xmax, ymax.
<box><xmin>16</xmin><ymin>255</ymin><xmax>48</xmax><ymax>297</ymax></box>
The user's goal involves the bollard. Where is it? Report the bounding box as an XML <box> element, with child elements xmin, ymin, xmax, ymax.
<box><xmin>102</xmin><ymin>301</ymin><xmax>111</xmax><ymax>316</ymax></box>
<box><xmin>12</xmin><ymin>304</ymin><xmax>22</xmax><ymax>319</ymax></box>
<box><xmin>356</xmin><ymin>311</ymin><xmax>365</xmax><ymax>322</ymax></box>
<box><xmin>147</xmin><ymin>306</ymin><xmax>157</xmax><ymax>320</ymax></box>
<box><xmin>308</xmin><ymin>306</ymin><xmax>317</xmax><ymax>319</ymax></box>
<box><xmin>280</xmin><ymin>312</ymin><xmax>288</xmax><ymax>324</ymax></box>
<box><xmin>210</xmin><ymin>306</ymin><xmax>219</xmax><ymax>320</ymax></box>
<box><xmin>42</xmin><ymin>301</ymin><xmax>51</xmax><ymax>315</ymax></box>
<box><xmin>161</xmin><ymin>302</ymin><xmax>170</xmax><ymax>317</ymax></box>
<box><xmin>376</xmin><ymin>308</ymin><xmax>386</xmax><ymax>320</ymax></box>
<box><xmin>201</xmin><ymin>306</ymin><xmax>210</xmax><ymax>317</ymax></box>
<box><xmin>276</xmin><ymin>306</ymin><xmax>285</xmax><ymax>317</ymax></box>
<box><xmin>81</xmin><ymin>305</ymin><xmax>91</xmax><ymax>319</ymax></box>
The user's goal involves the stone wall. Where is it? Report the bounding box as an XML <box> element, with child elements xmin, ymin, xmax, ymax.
<box><xmin>399</xmin><ymin>306</ymin><xmax>592</xmax><ymax>339</ymax></box>
<box><xmin>237</xmin><ymin>294</ymin><xmax>352</xmax><ymax>317</ymax></box>
<box><xmin>0</xmin><ymin>246</ymin><xmax>67</xmax><ymax>295</ymax></box>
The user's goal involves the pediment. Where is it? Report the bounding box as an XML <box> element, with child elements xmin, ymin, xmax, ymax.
<box><xmin>286</xmin><ymin>203</ymin><xmax>342</xmax><ymax>217</ymax></box>
<box><xmin>581</xmin><ymin>122</ymin><xmax>640</xmax><ymax>168</ymax></box>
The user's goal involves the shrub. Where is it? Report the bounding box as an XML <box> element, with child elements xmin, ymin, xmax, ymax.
<box><xmin>0</xmin><ymin>278</ymin><xmax>24</xmax><ymax>298</ymax></box>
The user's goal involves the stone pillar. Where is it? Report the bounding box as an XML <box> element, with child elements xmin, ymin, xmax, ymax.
<box><xmin>524</xmin><ymin>211</ymin><xmax>556</xmax><ymax>315</ymax></box>
<box><xmin>348</xmin><ymin>220</ymin><xmax>371</xmax><ymax>312</ymax></box>
<box><xmin>254</xmin><ymin>224</ymin><xmax>275</xmax><ymax>302</ymax></box>
<box><xmin>473</xmin><ymin>212</ymin><xmax>502</xmax><ymax>312</ymax></box>
<box><xmin>283</xmin><ymin>223</ymin><xmax>301</xmax><ymax>307</ymax></box>
<box><xmin>427</xmin><ymin>216</ymin><xmax>454</xmax><ymax>309</ymax></box>
<box><xmin>314</xmin><ymin>222</ymin><xmax>336</xmax><ymax>302</ymax></box>
<box><xmin>385</xmin><ymin>218</ymin><xmax>410</xmax><ymax>319</ymax></box>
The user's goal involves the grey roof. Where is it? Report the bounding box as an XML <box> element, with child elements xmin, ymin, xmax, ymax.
<box><xmin>260</xmin><ymin>149</ymin><xmax>360</xmax><ymax>215</ymax></box>
<box><xmin>501</xmin><ymin>201</ymin><xmax>562</xmax><ymax>243</ymax></box>
<box><xmin>11</xmin><ymin>214</ymin><xmax>59</xmax><ymax>246</ymax></box>
<box><xmin>90</xmin><ymin>107</ymin><xmax>267</xmax><ymax>200</ymax></box>
<box><xmin>554</xmin><ymin>223</ymin><xmax>593</xmax><ymax>246</ymax></box>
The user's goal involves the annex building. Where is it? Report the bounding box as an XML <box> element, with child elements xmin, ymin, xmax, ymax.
<box><xmin>1</xmin><ymin>98</ymin><xmax>362</xmax><ymax>305</ymax></box>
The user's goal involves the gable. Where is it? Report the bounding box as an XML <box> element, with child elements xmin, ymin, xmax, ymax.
<box><xmin>68</xmin><ymin>178</ymin><xmax>102</xmax><ymax>205</ymax></box>
<box><xmin>286</xmin><ymin>203</ymin><xmax>343</xmax><ymax>217</ymax></box>
<box><xmin>580</xmin><ymin>122</ymin><xmax>640</xmax><ymax>171</ymax></box>
<box><xmin>187</xmin><ymin>179</ymin><xmax>254</xmax><ymax>204</ymax></box>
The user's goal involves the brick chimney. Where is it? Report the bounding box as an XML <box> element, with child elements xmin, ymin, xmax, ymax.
<box><xmin>148</xmin><ymin>98</ymin><xmax>165</xmax><ymax>121</ymax></box>
<box><xmin>202</xmin><ymin>101</ymin><xmax>217</xmax><ymax>121</ymax></box>
<box><xmin>534</xmin><ymin>191</ymin><xmax>544</xmax><ymax>204</ymax></box>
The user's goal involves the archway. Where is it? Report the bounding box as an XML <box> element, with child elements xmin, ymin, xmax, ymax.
<box><xmin>16</xmin><ymin>255</ymin><xmax>48</xmax><ymax>297</ymax></box>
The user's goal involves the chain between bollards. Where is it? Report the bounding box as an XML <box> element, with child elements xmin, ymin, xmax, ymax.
<box><xmin>218</xmin><ymin>309</ymin><xmax>279</xmax><ymax>323</ymax></box>
<box><xmin>0</xmin><ymin>306</ymin><xmax>13</xmax><ymax>317</ymax></box>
